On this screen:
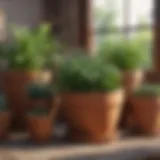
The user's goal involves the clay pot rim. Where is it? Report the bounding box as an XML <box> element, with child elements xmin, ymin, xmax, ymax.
<box><xmin>133</xmin><ymin>95</ymin><xmax>160</xmax><ymax>99</ymax></box>
<box><xmin>123</xmin><ymin>68</ymin><xmax>143</xmax><ymax>72</ymax></box>
<box><xmin>3</xmin><ymin>69</ymin><xmax>51</xmax><ymax>72</ymax></box>
<box><xmin>3</xmin><ymin>70</ymin><xmax>53</xmax><ymax>76</ymax></box>
<box><xmin>3</xmin><ymin>70</ymin><xmax>48</xmax><ymax>73</ymax></box>
<box><xmin>61</xmin><ymin>88</ymin><xmax>124</xmax><ymax>95</ymax></box>
<box><xmin>122</xmin><ymin>69</ymin><xmax>144</xmax><ymax>74</ymax></box>
<box><xmin>29</xmin><ymin>97</ymin><xmax>53</xmax><ymax>100</ymax></box>
<box><xmin>27</xmin><ymin>114</ymin><xmax>49</xmax><ymax>118</ymax></box>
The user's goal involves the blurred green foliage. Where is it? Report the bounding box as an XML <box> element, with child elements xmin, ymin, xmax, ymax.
<box><xmin>27</xmin><ymin>83</ymin><xmax>54</xmax><ymax>99</ymax></box>
<box><xmin>1</xmin><ymin>23</ymin><xmax>61</xmax><ymax>71</ymax></box>
<box><xmin>57</xmin><ymin>54</ymin><xmax>122</xmax><ymax>92</ymax></box>
<box><xmin>97</xmin><ymin>36</ymin><xmax>150</xmax><ymax>71</ymax></box>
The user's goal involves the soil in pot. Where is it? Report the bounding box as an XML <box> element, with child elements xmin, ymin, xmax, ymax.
<box><xmin>62</xmin><ymin>90</ymin><xmax>124</xmax><ymax>143</ymax></box>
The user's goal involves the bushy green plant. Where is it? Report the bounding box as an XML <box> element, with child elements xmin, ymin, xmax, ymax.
<box><xmin>28</xmin><ymin>107</ymin><xmax>48</xmax><ymax>116</ymax></box>
<box><xmin>0</xmin><ymin>95</ymin><xmax>9</xmax><ymax>112</ymax></box>
<box><xmin>57</xmin><ymin>55</ymin><xmax>122</xmax><ymax>92</ymax></box>
<box><xmin>132</xmin><ymin>31</ymin><xmax>153</xmax><ymax>70</ymax></box>
<box><xmin>27</xmin><ymin>83</ymin><xmax>54</xmax><ymax>99</ymax></box>
<box><xmin>5</xmin><ymin>23</ymin><xmax>60</xmax><ymax>71</ymax></box>
<box><xmin>134</xmin><ymin>84</ymin><xmax>160</xmax><ymax>96</ymax></box>
<box><xmin>98</xmin><ymin>39</ymin><xmax>146</xmax><ymax>71</ymax></box>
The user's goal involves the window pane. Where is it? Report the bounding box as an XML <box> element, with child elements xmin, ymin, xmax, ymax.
<box><xmin>95</xmin><ymin>33</ymin><xmax>124</xmax><ymax>48</ymax></box>
<box><xmin>130</xmin><ymin>0</ymin><xmax>153</xmax><ymax>25</ymax></box>
<box><xmin>93</xmin><ymin>0</ymin><xmax>124</xmax><ymax>30</ymax></box>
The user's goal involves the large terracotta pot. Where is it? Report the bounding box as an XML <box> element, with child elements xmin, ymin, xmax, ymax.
<box><xmin>27</xmin><ymin>115</ymin><xmax>53</xmax><ymax>143</ymax></box>
<box><xmin>61</xmin><ymin>90</ymin><xmax>124</xmax><ymax>143</ymax></box>
<box><xmin>131</xmin><ymin>96</ymin><xmax>160</xmax><ymax>135</ymax></box>
<box><xmin>0</xmin><ymin>112</ymin><xmax>11</xmax><ymax>140</ymax></box>
<box><xmin>3</xmin><ymin>71</ymin><xmax>52</xmax><ymax>130</ymax></box>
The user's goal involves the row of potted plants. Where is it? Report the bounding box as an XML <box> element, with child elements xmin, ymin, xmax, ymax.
<box><xmin>56</xmin><ymin>40</ymin><xmax>159</xmax><ymax>141</ymax></box>
<box><xmin>0</xmin><ymin>23</ymin><xmax>159</xmax><ymax>143</ymax></box>
<box><xmin>0</xmin><ymin>57</ymin><xmax>159</xmax><ymax>143</ymax></box>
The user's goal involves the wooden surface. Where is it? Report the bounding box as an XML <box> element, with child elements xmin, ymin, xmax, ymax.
<box><xmin>0</xmin><ymin>131</ymin><xmax>159</xmax><ymax>160</ymax></box>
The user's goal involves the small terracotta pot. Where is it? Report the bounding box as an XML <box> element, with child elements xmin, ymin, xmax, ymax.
<box><xmin>27</xmin><ymin>115</ymin><xmax>53</xmax><ymax>143</ymax></box>
<box><xmin>3</xmin><ymin>71</ymin><xmax>52</xmax><ymax>130</ymax></box>
<box><xmin>122</xmin><ymin>70</ymin><xmax>144</xmax><ymax>97</ymax></box>
<box><xmin>27</xmin><ymin>96</ymin><xmax>60</xmax><ymax>143</ymax></box>
<box><xmin>131</xmin><ymin>96</ymin><xmax>160</xmax><ymax>135</ymax></box>
<box><xmin>61</xmin><ymin>90</ymin><xmax>124</xmax><ymax>143</ymax></box>
<box><xmin>0</xmin><ymin>112</ymin><xmax>11</xmax><ymax>140</ymax></box>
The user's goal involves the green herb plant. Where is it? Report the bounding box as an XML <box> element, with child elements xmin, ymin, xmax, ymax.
<box><xmin>98</xmin><ymin>39</ymin><xmax>146</xmax><ymax>71</ymax></box>
<box><xmin>58</xmin><ymin>55</ymin><xmax>122</xmax><ymax>92</ymax></box>
<box><xmin>5</xmin><ymin>23</ymin><xmax>60</xmax><ymax>71</ymax></box>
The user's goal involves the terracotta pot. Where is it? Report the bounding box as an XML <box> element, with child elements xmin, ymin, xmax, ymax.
<box><xmin>27</xmin><ymin>96</ymin><xmax>60</xmax><ymax>143</ymax></box>
<box><xmin>122</xmin><ymin>70</ymin><xmax>144</xmax><ymax>97</ymax></box>
<box><xmin>3</xmin><ymin>71</ymin><xmax>52</xmax><ymax>130</ymax></box>
<box><xmin>61</xmin><ymin>90</ymin><xmax>124</xmax><ymax>143</ymax></box>
<box><xmin>27</xmin><ymin>115</ymin><xmax>53</xmax><ymax>143</ymax></box>
<box><xmin>131</xmin><ymin>96</ymin><xmax>160</xmax><ymax>135</ymax></box>
<box><xmin>121</xmin><ymin>70</ymin><xmax>144</xmax><ymax>128</ymax></box>
<box><xmin>0</xmin><ymin>112</ymin><xmax>11</xmax><ymax>140</ymax></box>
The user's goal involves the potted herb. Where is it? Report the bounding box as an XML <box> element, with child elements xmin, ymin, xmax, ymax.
<box><xmin>98</xmin><ymin>39</ymin><xmax>146</xmax><ymax>128</ymax></box>
<box><xmin>58</xmin><ymin>55</ymin><xmax>124</xmax><ymax>143</ymax></box>
<box><xmin>2</xmin><ymin>23</ymin><xmax>59</xmax><ymax>129</ymax></box>
<box><xmin>99</xmin><ymin>39</ymin><xmax>145</xmax><ymax>96</ymax></box>
<box><xmin>27</xmin><ymin>83</ymin><xmax>60</xmax><ymax>143</ymax></box>
<box><xmin>0</xmin><ymin>95</ymin><xmax>11</xmax><ymax>140</ymax></box>
<box><xmin>132</xmin><ymin>84</ymin><xmax>160</xmax><ymax>136</ymax></box>
<box><xmin>27</xmin><ymin>107</ymin><xmax>52</xmax><ymax>143</ymax></box>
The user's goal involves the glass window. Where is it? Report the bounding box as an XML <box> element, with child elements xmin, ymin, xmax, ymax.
<box><xmin>130</xmin><ymin>0</ymin><xmax>153</xmax><ymax>25</ymax></box>
<box><xmin>93</xmin><ymin>0</ymin><xmax>153</xmax><ymax>45</ymax></box>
